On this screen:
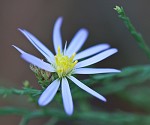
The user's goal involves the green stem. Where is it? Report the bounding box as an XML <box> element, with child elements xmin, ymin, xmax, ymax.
<box><xmin>1</xmin><ymin>107</ymin><xmax>150</xmax><ymax>125</ymax></box>
<box><xmin>0</xmin><ymin>87</ymin><xmax>41</xmax><ymax>97</ymax></box>
<box><xmin>44</xmin><ymin>117</ymin><xmax>58</xmax><ymax>125</ymax></box>
<box><xmin>114</xmin><ymin>6</ymin><xmax>150</xmax><ymax>59</ymax></box>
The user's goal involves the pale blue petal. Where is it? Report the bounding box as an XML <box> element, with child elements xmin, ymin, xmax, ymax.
<box><xmin>12</xmin><ymin>45</ymin><xmax>26</xmax><ymax>54</ymax></box>
<box><xmin>66</xmin><ymin>29</ymin><xmax>88</xmax><ymax>57</ymax></box>
<box><xmin>74</xmin><ymin>43</ymin><xmax>110</xmax><ymax>60</ymax></box>
<box><xmin>21</xmin><ymin>52</ymin><xmax>55</xmax><ymax>72</ymax></box>
<box><xmin>74</xmin><ymin>68</ymin><xmax>121</xmax><ymax>74</ymax></box>
<box><xmin>18</xmin><ymin>28</ymin><xmax>54</xmax><ymax>63</ymax></box>
<box><xmin>38</xmin><ymin>79</ymin><xmax>60</xmax><ymax>106</ymax></box>
<box><xmin>68</xmin><ymin>76</ymin><xmax>106</xmax><ymax>102</ymax></box>
<box><xmin>13</xmin><ymin>45</ymin><xmax>55</xmax><ymax>72</ymax></box>
<box><xmin>53</xmin><ymin>17</ymin><xmax>63</xmax><ymax>53</ymax></box>
<box><xmin>62</xmin><ymin>78</ymin><xmax>73</xmax><ymax>115</ymax></box>
<box><xmin>63</xmin><ymin>41</ymin><xmax>67</xmax><ymax>55</ymax></box>
<box><xmin>75</xmin><ymin>48</ymin><xmax>118</xmax><ymax>68</ymax></box>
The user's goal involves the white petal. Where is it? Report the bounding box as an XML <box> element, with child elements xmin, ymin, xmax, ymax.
<box><xmin>75</xmin><ymin>48</ymin><xmax>118</xmax><ymax>68</ymax></box>
<box><xmin>66</xmin><ymin>29</ymin><xmax>88</xmax><ymax>56</ymax></box>
<box><xmin>74</xmin><ymin>43</ymin><xmax>110</xmax><ymax>60</ymax></box>
<box><xmin>38</xmin><ymin>79</ymin><xmax>60</xmax><ymax>106</ymax></box>
<box><xmin>53</xmin><ymin>17</ymin><xmax>63</xmax><ymax>53</ymax></box>
<box><xmin>21</xmin><ymin>52</ymin><xmax>55</xmax><ymax>72</ymax></box>
<box><xmin>74</xmin><ymin>68</ymin><xmax>121</xmax><ymax>74</ymax></box>
<box><xmin>18</xmin><ymin>28</ymin><xmax>54</xmax><ymax>63</ymax></box>
<box><xmin>68</xmin><ymin>76</ymin><xmax>106</xmax><ymax>102</ymax></box>
<box><xmin>61</xmin><ymin>78</ymin><xmax>73</xmax><ymax>116</ymax></box>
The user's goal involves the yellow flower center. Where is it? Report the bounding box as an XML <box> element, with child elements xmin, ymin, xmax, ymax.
<box><xmin>54</xmin><ymin>47</ymin><xmax>78</xmax><ymax>78</ymax></box>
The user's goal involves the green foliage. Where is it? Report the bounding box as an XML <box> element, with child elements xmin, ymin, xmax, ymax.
<box><xmin>0</xmin><ymin>65</ymin><xmax>150</xmax><ymax>125</ymax></box>
<box><xmin>0</xmin><ymin>87</ymin><xmax>41</xmax><ymax>97</ymax></box>
<box><xmin>93</xmin><ymin>65</ymin><xmax>150</xmax><ymax>94</ymax></box>
<box><xmin>0</xmin><ymin>107</ymin><xmax>150</xmax><ymax>125</ymax></box>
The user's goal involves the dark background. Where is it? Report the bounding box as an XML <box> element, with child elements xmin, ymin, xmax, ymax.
<box><xmin>0</xmin><ymin>0</ymin><xmax>150</xmax><ymax>124</ymax></box>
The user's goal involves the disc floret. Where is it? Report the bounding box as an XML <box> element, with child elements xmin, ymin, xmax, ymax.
<box><xmin>54</xmin><ymin>47</ymin><xmax>78</xmax><ymax>78</ymax></box>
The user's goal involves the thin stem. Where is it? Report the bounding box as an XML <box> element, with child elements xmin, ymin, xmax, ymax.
<box><xmin>44</xmin><ymin>117</ymin><xmax>58</xmax><ymax>125</ymax></box>
<box><xmin>1</xmin><ymin>107</ymin><xmax>150</xmax><ymax>125</ymax></box>
<box><xmin>114</xmin><ymin>6</ymin><xmax>150</xmax><ymax>59</ymax></box>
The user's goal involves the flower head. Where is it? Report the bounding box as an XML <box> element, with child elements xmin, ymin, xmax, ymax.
<box><xmin>13</xmin><ymin>17</ymin><xmax>120</xmax><ymax>115</ymax></box>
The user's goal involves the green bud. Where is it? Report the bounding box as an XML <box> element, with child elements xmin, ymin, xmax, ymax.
<box><xmin>114</xmin><ymin>6</ymin><xmax>122</xmax><ymax>13</ymax></box>
<box><xmin>30</xmin><ymin>64</ymin><xmax>52</xmax><ymax>88</ymax></box>
<box><xmin>23</xmin><ymin>80</ymin><xmax>30</xmax><ymax>88</ymax></box>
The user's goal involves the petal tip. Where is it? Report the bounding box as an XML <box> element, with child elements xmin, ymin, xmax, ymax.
<box><xmin>80</xmin><ymin>28</ymin><xmax>89</xmax><ymax>35</ymax></box>
<box><xmin>66</xmin><ymin>109</ymin><xmax>74</xmax><ymax>116</ymax></box>
<box><xmin>57</xmin><ymin>16</ymin><xmax>63</xmax><ymax>21</ymax></box>
<box><xmin>12</xmin><ymin>45</ymin><xmax>25</xmax><ymax>54</ymax></box>
<box><xmin>56</xmin><ymin>17</ymin><xmax>63</xmax><ymax>25</ymax></box>
<box><xmin>98</xmin><ymin>95</ymin><xmax>107</xmax><ymax>102</ymax></box>
<box><xmin>116</xmin><ymin>70</ymin><xmax>121</xmax><ymax>73</ymax></box>
<box><xmin>12</xmin><ymin>45</ymin><xmax>17</xmax><ymax>49</ymax></box>
<box><xmin>103</xmin><ymin>98</ymin><xmax>107</xmax><ymax>102</ymax></box>
<box><xmin>12</xmin><ymin>44</ymin><xmax>15</xmax><ymax>47</ymax></box>
<box><xmin>18</xmin><ymin>28</ymin><xmax>23</xmax><ymax>32</ymax></box>
<box><xmin>103</xmin><ymin>43</ymin><xmax>110</xmax><ymax>48</ymax></box>
<box><xmin>113</xmin><ymin>48</ymin><xmax>118</xmax><ymax>53</ymax></box>
<box><xmin>108</xmin><ymin>48</ymin><xmax>118</xmax><ymax>55</ymax></box>
<box><xmin>38</xmin><ymin>99</ymin><xmax>46</xmax><ymax>107</ymax></box>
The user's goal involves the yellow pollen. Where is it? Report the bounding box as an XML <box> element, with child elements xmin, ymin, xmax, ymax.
<box><xmin>54</xmin><ymin>46</ymin><xmax>78</xmax><ymax>78</ymax></box>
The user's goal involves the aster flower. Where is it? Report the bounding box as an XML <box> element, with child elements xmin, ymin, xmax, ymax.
<box><xmin>13</xmin><ymin>17</ymin><xmax>120</xmax><ymax>115</ymax></box>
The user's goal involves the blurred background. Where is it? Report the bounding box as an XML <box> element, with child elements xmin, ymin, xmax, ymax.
<box><xmin>0</xmin><ymin>0</ymin><xmax>150</xmax><ymax>125</ymax></box>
